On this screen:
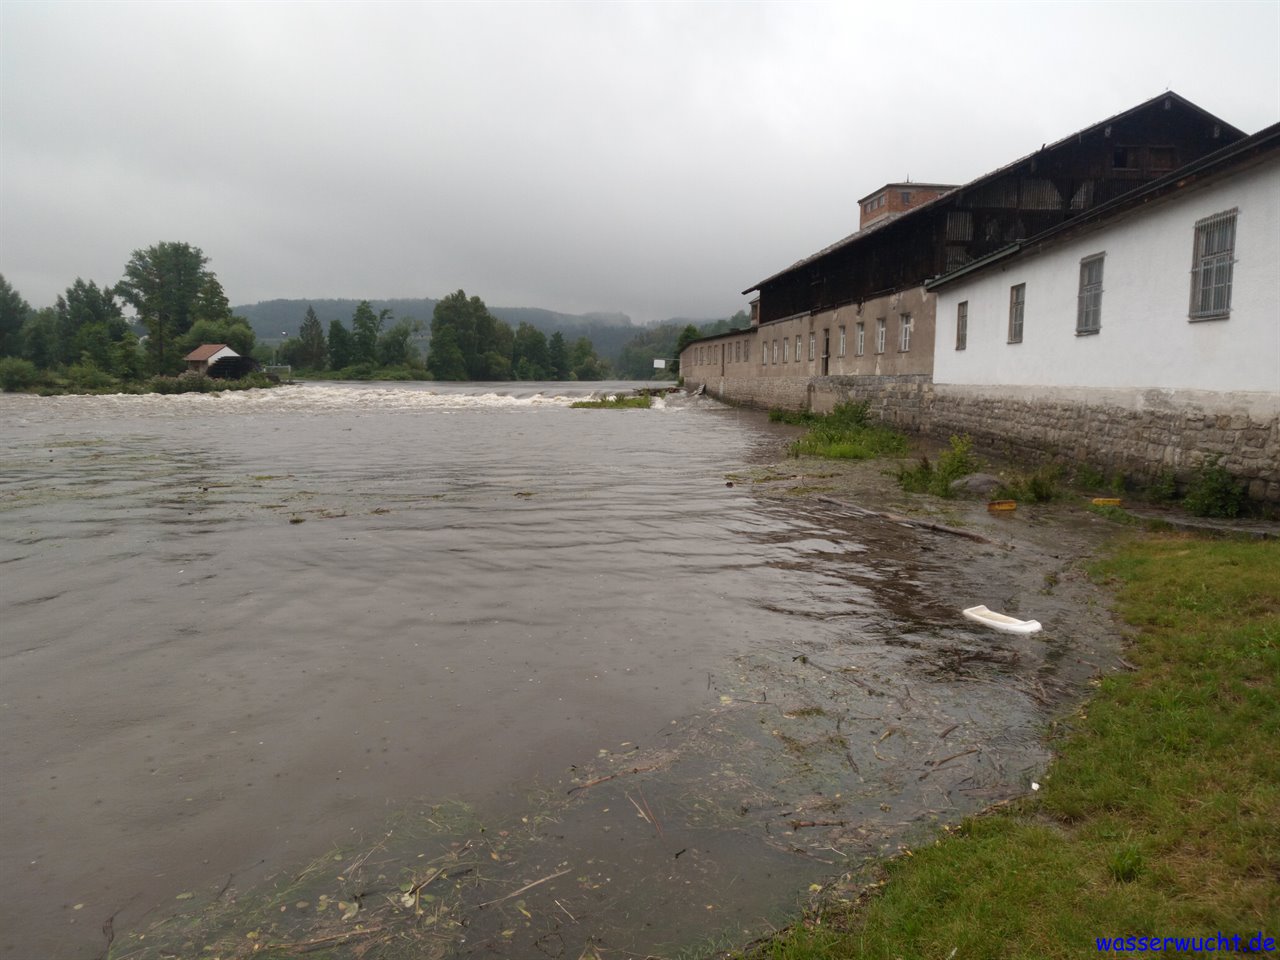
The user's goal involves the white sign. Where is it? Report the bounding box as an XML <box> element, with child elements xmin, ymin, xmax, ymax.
<box><xmin>653</xmin><ymin>358</ymin><xmax>667</xmax><ymax>369</ymax></box>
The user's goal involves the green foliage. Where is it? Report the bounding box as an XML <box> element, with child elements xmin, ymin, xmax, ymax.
<box><xmin>178</xmin><ymin>316</ymin><xmax>256</xmax><ymax>359</ymax></box>
<box><xmin>295</xmin><ymin>306</ymin><xmax>327</xmax><ymax>370</ymax></box>
<box><xmin>898</xmin><ymin>435</ymin><xmax>982</xmax><ymax>496</ymax></box>
<box><xmin>0</xmin><ymin>356</ymin><xmax>40</xmax><ymax>391</ymax></box>
<box><xmin>375</xmin><ymin>319</ymin><xmax>420</xmax><ymax>369</ymax></box>
<box><xmin>0</xmin><ymin>273</ymin><xmax>31</xmax><ymax>358</ymax></box>
<box><xmin>425</xmin><ymin>323</ymin><xmax>467</xmax><ymax>380</ymax></box>
<box><xmin>995</xmin><ymin>466</ymin><xmax>1062</xmax><ymax>503</ymax></box>
<box><xmin>1074</xmin><ymin>463</ymin><xmax>1108</xmax><ymax>489</ymax></box>
<box><xmin>768</xmin><ymin>407</ymin><xmax>818</xmax><ymax>426</ymax></box>
<box><xmin>548</xmin><ymin>331</ymin><xmax>570</xmax><ymax>380</ymax></box>
<box><xmin>1183</xmin><ymin>456</ymin><xmax>1246</xmax><ymax>518</ymax></box>
<box><xmin>788</xmin><ymin>401</ymin><xmax>908</xmax><ymax>461</ymax></box>
<box><xmin>1146</xmin><ymin>470</ymin><xmax>1179</xmax><ymax>504</ymax></box>
<box><xmin>350</xmin><ymin>300</ymin><xmax>385</xmax><ymax>365</ymax></box>
<box><xmin>569</xmin><ymin>336</ymin><xmax>607</xmax><ymax>380</ymax></box>
<box><xmin>326</xmin><ymin>318</ymin><xmax>355</xmax><ymax>370</ymax></box>
<box><xmin>569</xmin><ymin>394</ymin><xmax>652</xmax><ymax>409</ymax></box>
<box><xmin>512</xmin><ymin>321</ymin><xmax>551</xmax><ymax>379</ymax></box>
<box><xmin>117</xmin><ymin>241</ymin><xmax>220</xmax><ymax>373</ymax></box>
<box><xmin>430</xmin><ymin>289</ymin><xmax>513</xmax><ymax>380</ymax></box>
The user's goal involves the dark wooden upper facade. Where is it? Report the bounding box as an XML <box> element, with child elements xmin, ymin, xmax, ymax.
<box><xmin>747</xmin><ymin>93</ymin><xmax>1246</xmax><ymax>325</ymax></box>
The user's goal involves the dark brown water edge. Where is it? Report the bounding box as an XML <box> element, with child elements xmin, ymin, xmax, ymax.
<box><xmin>0</xmin><ymin>384</ymin><xmax>1123</xmax><ymax>959</ymax></box>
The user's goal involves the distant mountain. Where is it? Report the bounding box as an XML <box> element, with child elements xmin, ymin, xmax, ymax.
<box><xmin>232</xmin><ymin>298</ymin><xmax>644</xmax><ymax>362</ymax></box>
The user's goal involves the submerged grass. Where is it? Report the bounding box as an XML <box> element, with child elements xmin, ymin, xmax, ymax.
<box><xmin>570</xmin><ymin>394</ymin><xmax>652</xmax><ymax>409</ymax></box>
<box><xmin>780</xmin><ymin>402</ymin><xmax>909</xmax><ymax>461</ymax></box>
<box><xmin>743</xmin><ymin>534</ymin><xmax>1280</xmax><ymax>959</ymax></box>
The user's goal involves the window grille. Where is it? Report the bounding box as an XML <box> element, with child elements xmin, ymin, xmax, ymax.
<box><xmin>795</xmin><ymin>335</ymin><xmax>801</xmax><ymax>361</ymax></box>
<box><xmin>838</xmin><ymin>325</ymin><xmax>846</xmax><ymax>357</ymax></box>
<box><xmin>956</xmin><ymin>301</ymin><xmax>968</xmax><ymax>350</ymax></box>
<box><xmin>1008</xmin><ymin>284</ymin><xmax>1025</xmax><ymax>343</ymax></box>
<box><xmin>808</xmin><ymin>334</ymin><xmax>815</xmax><ymax>361</ymax></box>
<box><xmin>875</xmin><ymin>318</ymin><xmax>886</xmax><ymax>354</ymax></box>
<box><xmin>899</xmin><ymin>314</ymin><xmax>912</xmax><ymax>352</ymax></box>
<box><xmin>1189</xmin><ymin>209</ymin><xmax>1237</xmax><ymax>320</ymax></box>
<box><xmin>1077</xmin><ymin>254</ymin><xmax>1104</xmax><ymax>334</ymax></box>
<box><xmin>856</xmin><ymin>322</ymin><xmax>865</xmax><ymax>356</ymax></box>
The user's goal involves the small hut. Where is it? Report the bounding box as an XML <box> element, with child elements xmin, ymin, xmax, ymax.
<box><xmin>183</xmin><ymin>344</ymin><xmax>259</xmax><ymax>379</ymax></box>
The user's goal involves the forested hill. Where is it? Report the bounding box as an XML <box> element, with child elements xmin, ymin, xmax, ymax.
<box><xmin>234</xmin><ymin>298</ymin><xmax>643</xmax><ymax>361</ymax></box>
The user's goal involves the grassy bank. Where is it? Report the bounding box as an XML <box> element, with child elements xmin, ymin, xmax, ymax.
<box><xmin>772</xmin><ymin>402</ymin><xmax>908</xmax><ymax>460</ymax></box>
<box><xmin>748</xmin><ymin>534</ymin><xmax>1279</xmax><ymax>959</ymax></box>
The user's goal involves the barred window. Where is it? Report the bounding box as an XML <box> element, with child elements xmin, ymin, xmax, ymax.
<box><xmin>1189</xmin><ymin>209</ymin><xmax>1237</xmax><ymax>320</ymax></box>
<box><xmin>1077</xmin><ymin>254</ymin><xmax>1104</xmax><ymax>334</ymax></box>
<box><xmin>855</xmin><ymin>321</ymin><xmax>865</xmax><ymax>356</ymax></box>
<box><xmin>772</xmin><ymin>339</ymin><xmax>778</xmax><ymax>363</ymax></box>
<box><xmin>795</xmin><ymin>335</ymin><xmax>801</xmax><ymax>361</ymax></box>
<box><xmin>782</xmin><ymin>336</ymin><xmax>789</xmax><ymax>362</ymax></box>
<box><xmin>875</xmin><ymin>318</ymin><xmax>886</xmax><ymax>354</ymax></box>
<box><xmin>1008</xmin><ymin>283</ymin><xmax>1025</xmax><ymax>343</ymax></box>
<box><xmin>808</xmin><ymin>333</ymin><xmax>816</xmax><ymax>361</ymax></box>
<box><xmin>838</xmin><ymin>325</ymin><xmax>846</xmax><ymax>357</ymax></box>
<box><xmin>899</xmin><ymin>313</ymin><xmax>913</xmax><ymax>352</ymax></box>
<box><xmin>956</xmin><ymin>301</ymin><xmax>968</xmax><ymax>350</ymax></box>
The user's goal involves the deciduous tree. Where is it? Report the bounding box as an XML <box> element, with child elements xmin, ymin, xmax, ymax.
<box><xmin>117</xmin><ymin>242</ymin><xmax>218</xmax><ymax>373</ymax></box>
<box><xmin>296</xmin><ymin>306</ymin><xmax>327</xmax><ymax>370</ymax></box>
<box><xmin>0</xmin><ymin>274</ymin><xmax>31</xmax><ymax>358</ymax></box>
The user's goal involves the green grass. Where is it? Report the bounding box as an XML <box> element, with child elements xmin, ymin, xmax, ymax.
<box><xmin>570</xmin><ymin>394</ymin><xmax>652</xmax><ymax>409</ymax></box>
<box><xmin>782</xmin><ymin>401</ymin><xmax>909</xmax><ymax>460</ymax></box>
<box><xmin>896</xmin><ymin>434</ymin><xmax>982</xmax><ymax>497</ymax></box>
<box><xmin>745</xmin><ymin>534</ymin><xmax>1280</xmax><ymax>959</ymax></box>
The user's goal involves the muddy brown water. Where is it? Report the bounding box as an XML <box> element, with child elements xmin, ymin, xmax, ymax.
<box><xmin>0</xmin><ymin>382</ymin><xmax>1122</xmax><ymax>959</ymax></box>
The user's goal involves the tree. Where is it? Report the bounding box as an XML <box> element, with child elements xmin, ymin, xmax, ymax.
<box><xmin>512</xmin><ymin>322</ymin><xmax>550</xmax><ymax>380</ymax></box>
<box><xmin>178</xmin><ymin>316</ymin><xmax>256</xmax><ymax>358</ymax></box>
<box><xmin>296</xmin><ymin>306</ymin><xmax>327</xmax><ymax>370</ymax></box>
<box><xmin>327</xmin><ymin>318</ymin><xmax>354</xmax><ymax>370</ymax></box>
<box><xmin>570</xmin><ymin>336</ymin><xmax>608</xmax><ymax>380</ymax></box>
<box><xmin>117</xmin><ymin>242</ymin><xmax>218</xmax><ymax>373</ymax></box>
<box><xmin>430</xmin><ymin>290</ymin><xmax>513</xmax><ymax>380</ymax></box>
<box><xmin>426</xmin><ymin>324</ymin><xmax>467</xmax><ymax>380</ymax></box>
<box><xmin>376</xmin><ymin>319</ymin><xmax>420</xmax><ymax>368</ymax></box>
<box><xmin>548</xmin><ymin>331</ymin><xmax>570</xmax><ymax>380</ymax></box>
<box><xmin>673</xmin><ymin>323</ymin><xmax>700</xmax><ymax>375</ymax></box>
<box><xmin>19</xmin><ymin>308</ymin><xmax>60</xmax><ymax>369</ymax></box>
<box><xmin>0</xmin><ymin>274</ymin><xmax>31</xmax><ymax>358</ymax></box>
<box><xmin>351</xmin><ymin>301</ymin><xmax>385</xmax><ymax>365</ymax></box>
<box><xmin>55</xmin><ymin>279</ymin><xmax>126</xmax><ymax>366</ymax></box>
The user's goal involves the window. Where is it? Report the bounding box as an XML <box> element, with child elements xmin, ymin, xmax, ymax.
<box><xmin>875</xmin><ymin>318</ymin><xmax>886</xmax><ymax>354</ymax></box>
<box><xmin>838</xmin><ymin>325</ymin><xmax>846</xmax><ymax>356</ymax></box>
<box><xmin>955</xmin><ymin>301</ymin><xmax>968</xmax><ymax>350</ymax></box>
<box><xmin>1008</xmin><ymin>283</ymin><xmax>1025</xmax><ymax>343</ymax></box>
<box><xmin>899</xmin><ymin>313</ymin><xmax>913</xmax><ymax>352</ymax></box>
<box><xmin>772</xmin><ymin>339</ymin><xmax>778</xmax><ymax>363</ymax></box>
<box><xmin>808</xmin><ymin>333</ymin><xmax>816</xmax><ymax>361</ymax></box>
<box><xmin>1189</xmin><ymin>209</ymin><xmax>1237</xmax><ymax>320</ymax></box>
<box><xmin>794</xmin><ymin>335</ymin><xmax>801</xmax><ymax>361</ymax></box>
<box><xmin>782</xmin><ymin>336</ymin><xmax>789</xmax><ymax>362</ymax></box>
<box><xmin>855</xmin><ymin>322</ymin><xmax>865</xmax><ymax>356</ymax></box>
<box><xmin>1077</xmin><ymin>254</ymin><xmax>1104</xmax><ymax>334</ymax></box>
<box><xmin>900</xmin><ymin>190</ymin><xmax>912</xmax><ymax>205</ymax></box>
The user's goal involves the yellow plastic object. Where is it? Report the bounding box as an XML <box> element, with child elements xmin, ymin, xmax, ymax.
<box><xmin>987</xmin><ymin>499</ymin><xmax>1017</xmax><ymax>511</ymax></box>
<box><xmin>1091</xmin><ymin>497</ymin><xmax>1122</xmax><ymax>507</ymax></box>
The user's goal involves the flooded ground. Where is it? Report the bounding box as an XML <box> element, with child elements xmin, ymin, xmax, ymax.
<box><xmin>0</xmin><ymin>382</ymin><xmax>1122</xmax><ymax>959</ymax></box>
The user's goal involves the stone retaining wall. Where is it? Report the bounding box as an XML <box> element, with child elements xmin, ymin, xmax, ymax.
<box><xmin>687</xmin><ymin>372</ymin><xmax>1280</xmax><ymax>502</ymax></box>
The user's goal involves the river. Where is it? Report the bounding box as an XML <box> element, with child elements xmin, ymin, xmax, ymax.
<box><xmin>0</xmin><ymin>381</ymin><xmax>1118</xmax><ymax>959</ymax></box>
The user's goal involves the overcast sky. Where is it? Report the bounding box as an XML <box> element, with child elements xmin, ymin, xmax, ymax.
<box><xmin>2</xmin><ymin>1</ymin><xmax>1277</xmax><ymax>324</ymax></box>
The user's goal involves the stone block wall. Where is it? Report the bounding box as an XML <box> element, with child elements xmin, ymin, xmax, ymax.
<box><xmin>809</xmin><ymin>375</ymin><xmax>934</xmax><ymax>430</ymax></box>
<box><xmin>928</xmin><ymin>385</ymin><xmax>1280</xmax><ymax>502</ymax></box>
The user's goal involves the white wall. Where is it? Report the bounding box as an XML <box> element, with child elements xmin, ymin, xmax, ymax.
<box><xmin>933</xmin><ymin>159</ymin><xmax>1280</xmax><ymax>397</ymax></box>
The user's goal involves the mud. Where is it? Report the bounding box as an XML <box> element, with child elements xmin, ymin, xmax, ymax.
<box><xmin>0</xmin><ymin>383</ymin><xmax>1125</xmax><ymax>958</ymax></box>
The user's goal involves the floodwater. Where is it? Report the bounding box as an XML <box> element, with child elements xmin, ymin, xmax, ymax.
<box><xmin>0</xmin><ymin>382</ymin><xmax>1120</xmax><ymax>959</ymax></box>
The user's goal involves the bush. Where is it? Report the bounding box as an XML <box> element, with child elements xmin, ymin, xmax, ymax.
<box><xmin>1183</xmin><ymin>456</ymin><xmax>1246</xmax><ymax>518</ymax></box>
<box><xmin>0</xmin><ymin>357</ymin><xmax>40</xmax><ymax>392</ymax></box>
<box><xmin>996</xmin><ymin>465</ymin><xmax>1062</xmax><ymax>503</ymax></box>
<box><xmin>788</xmin><ymin>401</ymin><xmax>907</xmax><ymax>460</ymax></box>
<box><xmin>1146</xmin><ymin>470</ymin><xmax>1179</xmax><ymax>503</ymax></box>
<box><xmin>65</xmin><ymin>363</ymin><xmax>120</xmax><ymax>392</ymax></box>
<box><xmin>898</xmin><ymin>435</ymin><xmax>982</xmax><ymax>496</ymax></box>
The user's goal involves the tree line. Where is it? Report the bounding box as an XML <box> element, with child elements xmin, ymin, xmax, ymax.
<box><xmin>0</xmin><ymin>240</ymin><xmax>745</xmax><ymax>391</ymax></box>
<box><xmin>279</xmin><ymin>289</ymin><xmax>609</xmax><ymax>381</ymax></box>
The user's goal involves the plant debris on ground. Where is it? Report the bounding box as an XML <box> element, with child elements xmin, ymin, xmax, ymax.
<box><xmin>741</xmin><ymin>534</ymin><xmax>1279</xmax><ymax>960</ymax></box>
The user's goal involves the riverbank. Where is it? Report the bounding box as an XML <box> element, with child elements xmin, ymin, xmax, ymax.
<box><xmin>729</xmin><ymin>491</ymin><xmax>1279</xmax><ymax>958</ymax></box>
